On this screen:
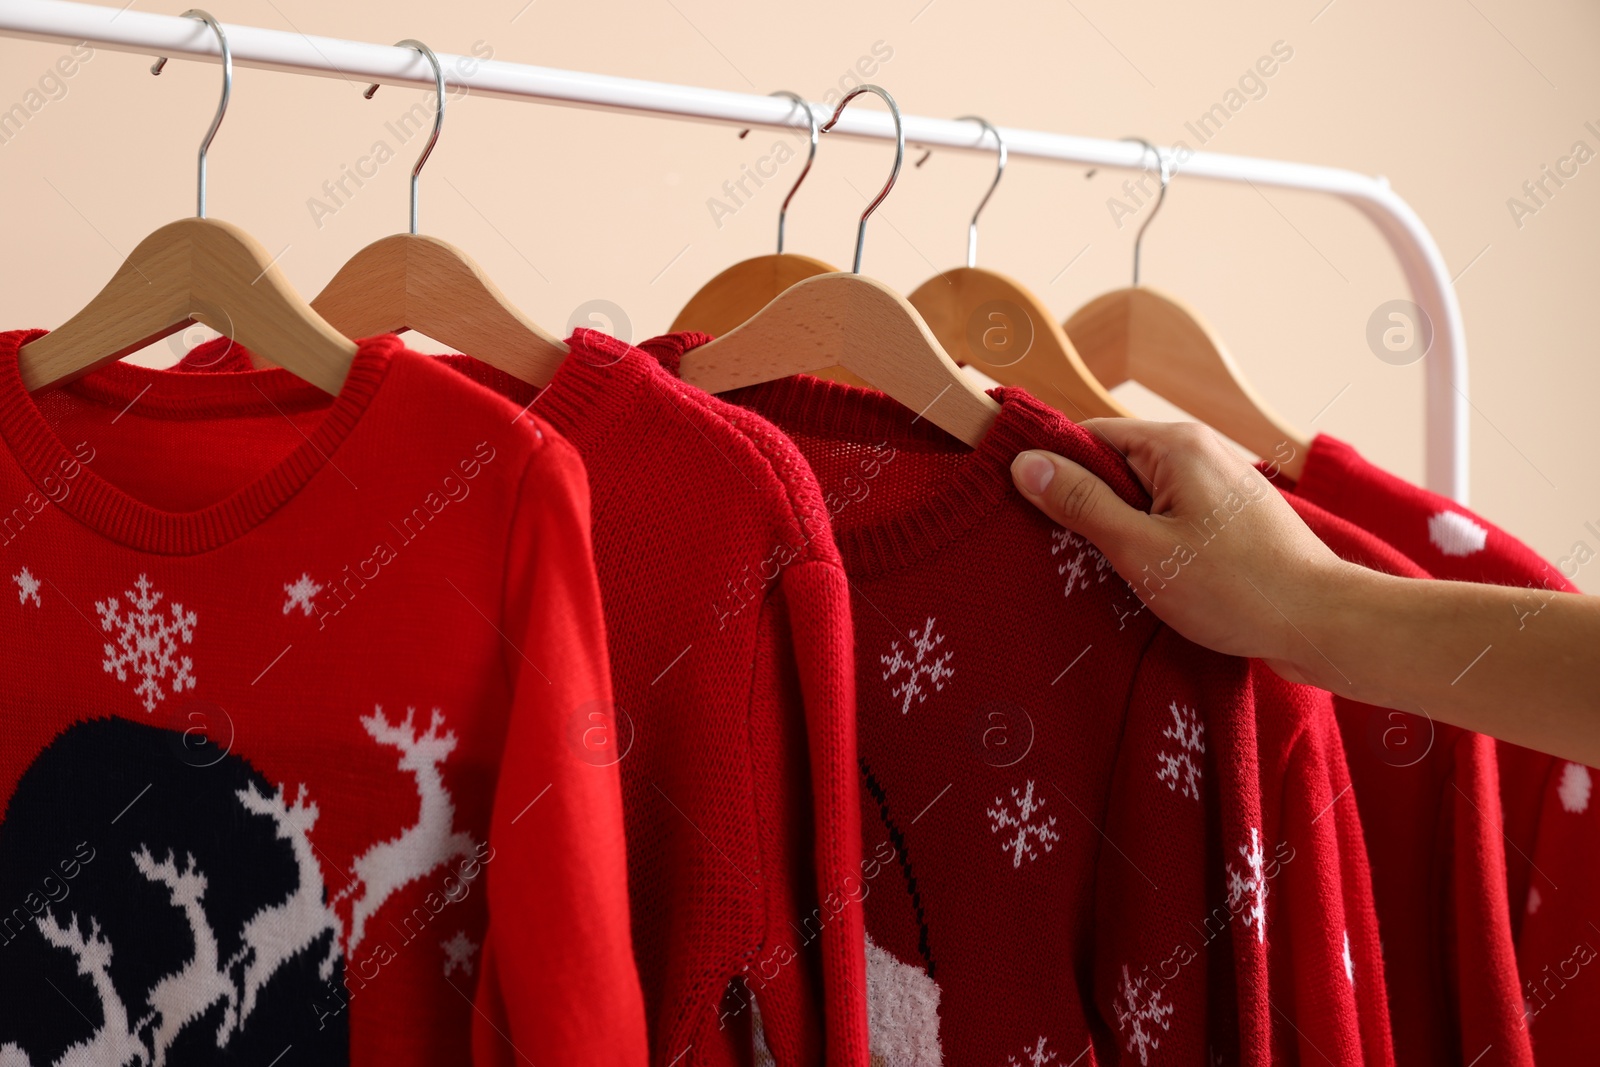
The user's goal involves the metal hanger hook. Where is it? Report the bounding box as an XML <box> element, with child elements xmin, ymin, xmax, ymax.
<box><xmin>955</xmin><ymin>115</ymin><xmax>1006</xmax><ymax>269</ymax></box>
<box><xmin>771</xmin><ymin>91</ymin><xmax>818</xmax><ymax>255</ymax></box>
<box><xmin>150</xmin><ymin>9</ymin><xmax>231</xmax><ymax>219</ymax></box>
<box><xmin>820</xmin><ymin>84</ymin><xmax>903</xmax><ymax>274</ymax></box>
<box><xmin>365</xmin><ymin>40</ymin><xmax>445</xmax><ymax>235</ymax></box>
<box><xmin>1122</xmin><ymin>136</ymin><xmax>1170</xmax><ymax>286</ymax></box>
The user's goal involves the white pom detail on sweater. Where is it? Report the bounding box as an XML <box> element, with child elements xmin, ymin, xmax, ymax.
<box><xmin>864</xmin><ymin>931</ymin><xmax>943</xmax><ymax>1066</ymax></box>
<box><xmin>1115</xmin><ymin>963</ymin><xmax>1174</xmax><ymax>1065</ymax></box>
<box><xmin>1427</xmin><ymin>510</ymin><xmax>1488</xmax><ymax>557</ymax></box>
<box><xmin>881</xmin><ymin>617</ymin><xmax>955</xmax><ymax>715</ymax></box>
<box><xmin>1156</xmin><ymin>701</ymin><xmax>1206</xmax><ymax>800</ymax></box>
<box><xmin>1558</xmin><ymin>762</ymin><xmax>1592</xmax><ymax>813</ymax></box>
<box><xmin>96</xmin><ymin>574</ymin><xmax>197</xmax><ymax>712</ymax></box>
<box><xmin>987</xmin><ymin>779</ymin><xmax>1060</xmax><ymax>868</ymax></box>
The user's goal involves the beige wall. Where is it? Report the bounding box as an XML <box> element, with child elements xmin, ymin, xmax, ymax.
<box><xmin>1</xmin><ymin>0</ymin><xmax>1596</xmax><ymax>587</ymax></box>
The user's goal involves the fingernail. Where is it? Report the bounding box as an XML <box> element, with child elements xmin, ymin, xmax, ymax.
<box><xmin>1012</xmin><ymin>451</ymin><xmax>1055</xmax><ymax>496</ymax></box>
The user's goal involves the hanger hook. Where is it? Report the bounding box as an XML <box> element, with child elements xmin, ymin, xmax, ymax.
<box><xmin>364</xmin><ymin>40</ymin><xmax>445</xmax><ymax>235</ymax></box>
<box><xmin>770</xmin><ymin>91</ymin><xmax>818</xmax><ymax>255</ymax></box>
<box><xmin>955</xmin><ymin>115</ymin><xmax>1006</xmax><ymax>269</ymax></box>
<box><xmin>1122</xmin><ymin>136</ymin><xmax>1170</xmax><ymax>286</ymax></box>
<box><xmin>150</xmin><ymin>10</ymin><xmax>231</xmax><ymax>219</ymax></box>
<box><xmin>820</xmin><ymin>84</ymin><xmax>903</xmax><ymax>274</ymax></box>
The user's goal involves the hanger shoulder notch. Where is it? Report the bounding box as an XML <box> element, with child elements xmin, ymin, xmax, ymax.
<box><xmin>20</xmin><ymin>217</ymin><xmax>355</xmax><ymax>394</ymax></box>
<box><xmin>312</xmin><ymin>233</ymin><xmax>568</xmax><ymax>387</ymax></box>
<box><xmin>911</xmin><ymin>266</ymin><xmax>1130</xmax><ymax>420</ymax></box>
<box><xmin>1068</xmin><ymin>285</ymin><xmax>1308</xmax><ymax>474</ymax></box>
<box><xmin>679</xmin><ymin>271</ymin><xmax>1000</xmax><ymax>447</ymax></box>
<box><xmin>670</xmin><ymin>252</ymin><xmax>836</xmax><ymax>337</ymax></box>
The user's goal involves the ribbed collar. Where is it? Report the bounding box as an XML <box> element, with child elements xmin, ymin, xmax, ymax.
<box><xmin>0</xmin><ymin>329</ymin><xmax>400</xmax><ymax>556</ymax></box>
<box><xmin>176</xmin><ymin>326</ymin><xmax>665</xmax><ymax>467</ymax></box>
<box><xmin>723</xmin><ymin>372</ymin><xmax>1094</xmax><ymax>578</ymax></box>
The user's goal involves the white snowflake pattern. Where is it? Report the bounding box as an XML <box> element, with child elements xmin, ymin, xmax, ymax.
<box><xmin>1115</xmin><ymin>963</ymin><xmax>1174</xmax><ymax>1065</ymax></box>
<box><xmin>96</xmin><ymin>574</ymin><xmax>197</xmax><ymax>712</ymax></box>
<box><xmin>987</xmin><ymin>779</ymin><xmax>1060</xmax><ymax>868</ymax></box>
<box><xmin>13</xmin><ymin>567</ymin><xmax>41</xmax><ymax>607</ymax></box>
<box><xmin>282</xmin><ymin>573</ymin><xmax>323</xmax><ymax>617</ymax></box>
<box><xmin>1007</xmin><ymin>1036</ymin><xmax>1060</xmax><ymax>1067</ymax></box>
<box><xmin>1342</xmin><ymin>930</ymin><xmax>1354</xmax><ymax>984</ymax></box>
<box><xmin>1225</xmin><ymin>826</ymin><xmax>1267</xmax><ymax>943</ymax></box>
<box><xmin>1558</xmin><ymin>762</ymin><xmax>1592</xmax><ymax>813</ymax></box>
<box><xmin>1156</xmin><ymin>701</ymin><xmax>1206</xmax><ymax>800</ymax></box>
<box><xmin>1051</xmin><ymin>528</ymin><xmax>1115</xmax><ymax>599</ymax></box>
<box><xmin>881</xmin><ymin>617</ymin><xmax>955</xmax><ymax>715</ymax></box>
<box><xmin>441</xmin><ymin>929</ymin><xmax>478</xmax><ymax>979</ymax></box>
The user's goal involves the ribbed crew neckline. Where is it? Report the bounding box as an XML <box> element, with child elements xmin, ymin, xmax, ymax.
<box><xmin>724</xmin><ymin>373</ymin><xmax>1075</xmax><ymax>578</ymax></box>
<box><xmin>0</xmin><ymin>329</ymin><xmax>399</xmax><ymax>555</ymax></box>
<box><xmin>512</xmin><ymin>328</ymin><xmax>661</xmax><ymax>455</ymax></box>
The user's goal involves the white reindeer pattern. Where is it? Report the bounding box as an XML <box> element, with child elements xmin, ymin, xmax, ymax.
<box><xmin>335</xmin><ymin>706</ymin><xmax>477</xmax><ymax>951</ymax></box>
<box><xmin>6</xmin><ymin>702</ymin><xmax>481</xmax><ymax>1062</ymax></box>
<box><xmin>30</xmin><ymin>911</ymin><xmax>149</xmax><ymax>1067</ymax></box>
<box><xmin>229</xmin><ymin>781</ymin><xmax>342</xmax><ymax>1026</ymax></box>
<box><xmin>131</xmin><ymin>848</ymin><xmax>236</xmax><ymax>1066</ymax></box>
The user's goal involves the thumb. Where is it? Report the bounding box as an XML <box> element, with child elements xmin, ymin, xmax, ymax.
<box><xmin>1010</xmin><ymin>449</ymin><xmax>1147</xmax><ymax>547</ymax></box>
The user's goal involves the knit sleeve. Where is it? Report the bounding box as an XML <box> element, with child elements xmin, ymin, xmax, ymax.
<box><xmin>734</xmin><ymin>560</ymin><xmax>868</xmax><ymax>1067</ymax></box>
<box><xmin>1265</xmin><ymin>704</ymin><xmax>1387</xmax><ymax>1066</ymax></box>
<box><xmin>779</xmin><ymin>558</ymin><xmax>870</xmax><ymax>1067</ymax></box>
<box><xmin>472</xmin><ymin>432</ymin><xmax>648</xmax><ymax>1067</ymax></box>
<box><xmin>1092</xmin><ymin>629</ymin><xmax>1268</xmax><ymax>1066</ymax></box>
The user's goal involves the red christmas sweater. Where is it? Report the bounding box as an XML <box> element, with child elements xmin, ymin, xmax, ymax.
<box><xmin>648</xmin><ymin>335</ymin><xmax>1390</xmax><ymax>1066</ymax></box>
<box><xmin>181</xmin><ymin>330</ymin><xmax>869</xmax><ymax>1067</ymax></box>
<box><xmin>1270</xmin><ymin>484</ymin><xmax>1531</xmax><ymax>1066</ymax></box>
<box><xmin>0</xmin><ymin>331</ymin><xmax>646</xmax><ymax>1065</ymax></box>
<box><xmin>1272</xmin><ymin>434</ymin><xmax>1596</xmax><ymax>1062</ymax></box>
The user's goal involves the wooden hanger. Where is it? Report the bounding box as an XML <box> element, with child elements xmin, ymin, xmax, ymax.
<box><xmin>16</xmin><ymin>11</ymin><xmax>356</xmax><ymax>395</ymax></box>
<box><xmin>677</xmin><ymin>86</ymin><xmax>999</xmax><ymax>447</ymax></box>
<box><xmin>311</xmin><ymin>40</ymin><xmax>567</xmax><ymax>386</ymax></box>
<box><xmin>672</xmin><ymin>91</ymin><xmax>839</xmax><ymax>337</ymax></box>
<box><xmin>1064</xmin><ymin>139</ymin><xmax>1308</xmax><ymax>476</ymax></box>
<box><xmin>906</xmin><ymin>117</ymin><xmax>1129</xmax><ymax>421</ymax></box>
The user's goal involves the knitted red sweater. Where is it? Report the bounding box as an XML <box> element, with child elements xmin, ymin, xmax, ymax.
<box><xmin>0</xmin><ymin>331</ymin><xmax>646</xmax><ymax>1066</ymax></box>
<box><xmin>1277</xmin><ymin>434</ymin><xmax>1595</xmax><ymax>1062</ymax></box>
<box><xmin>647</xmin><ymin>334</ymin><xmax>1389</xmax><ymax>1065</ymax></box>
<box><xmin>182</xmin><ymin>328</ymin><xmax>871</xmax><ymax>1067</ymax></box>
<box><xmin>1272</xmin><ymin>486</ymin><xmax>1531</xmax><ymax>1066</ymax></box>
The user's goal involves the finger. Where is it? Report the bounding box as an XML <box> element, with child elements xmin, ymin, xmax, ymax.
<box><xmin>1076</xmin><ymin>418</ymin><xmax>1168</xmax><ymax>496</ymax></box>
<box><xmin>1011</xmin><ymin>449</ymin><xmax>1149</xmax><ymax>550</ymax></box>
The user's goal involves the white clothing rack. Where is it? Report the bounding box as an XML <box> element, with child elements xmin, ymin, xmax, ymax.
<box><xmin>0</xmin><ymin>0</ymin><xmax>1470</xmax><ymax>502</ymax></box>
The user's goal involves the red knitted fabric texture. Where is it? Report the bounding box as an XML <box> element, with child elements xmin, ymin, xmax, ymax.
<box><xmin>1272</xmin><ymin>485</ymin><xmax>1532</xmax><ymax>1066</ymax></box>
<box><xmin>1276</xmin><ymin>433</ymin><xmax>1595</xmax><ymax>1062</ymax></box>
<box><xmin>0</xmin><ymin>330</ymin><xmax>646</xmax><ymax>1066</ymax></box>
<box><xmin>354</xmin><ymin>330</ymin><xmax>867</xmax><ymax>1067</ymax></box>
<box><xmin>646</xmin><ymin>338</ymin><xmax>1388</xmax><ymax>1065</ymax></box>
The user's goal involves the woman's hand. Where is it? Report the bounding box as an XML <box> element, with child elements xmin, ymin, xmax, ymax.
<box><xmin>1009</xmin><ymin>419</ymin><xmax>1357</xmax><ymax>685</ymax></box>
<box><xmin>1009</xmin><ymin>419</ymin><xmax>1600</xmax><ymax>766</ymax></box>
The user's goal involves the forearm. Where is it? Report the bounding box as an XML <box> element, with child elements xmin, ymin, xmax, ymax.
<box><xmin>1294</xmin><ymin>564</ymin><xmax>1600</xmax><ymax>766</ymax></box>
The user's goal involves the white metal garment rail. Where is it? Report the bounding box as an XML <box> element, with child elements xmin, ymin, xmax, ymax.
<box><xmin>0</xmin><ymin>0</ymin><xmax>1471</xmax><ymax>502</ymax></box>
